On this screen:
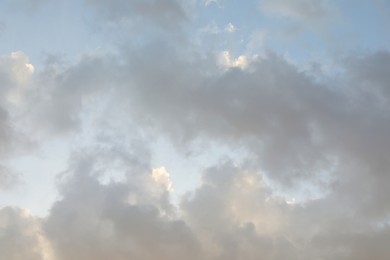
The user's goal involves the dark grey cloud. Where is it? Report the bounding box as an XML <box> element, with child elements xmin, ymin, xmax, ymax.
<box><xmin>344</xmin><ymin>50</ymin><xmax>390</xmax><ymax>104</ymax></box>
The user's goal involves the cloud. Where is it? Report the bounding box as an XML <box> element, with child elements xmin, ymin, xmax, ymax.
<box><xmin>0</xmin><ymin>165</ymin><xmax>19</xmax><ymax>190</ymax></box>
<box><xmin>42</xmin><ymin>145</ymin><xmax>201</xmax><ymax>260</ymax></box>
<box><xmin>0</xmin><ymin>207</ymin><xmax>54</xmax><ymax>260</ymax></box>
<box><xmin>0</xmin><ymin>51</ymin><xmax>34</xmax><ymax>104</ymax></box>
<box><xmin>3</xmin><ymin>155</ymin><xmax>389</xmax><ymax>259</ymax></box>
<box><xmin>152</xmin><ymin>166</ymin><xmax>174</xmax><ymax>192</ymax></box>
<box><xmin>0</xmin><ymin>52</ymin><xmax>34</xmax><ymax>190</ymax></box>
<box><xmin>204</xmin><ymin>0</ymin><xmax>219</xmax><ymax>7</ymax></box>
<box><xmin>225</xmin><ymin>22</ymin><xmax>236</xmax><ymax>33</ymax></box>
<box><xmin>344</xmin><ymin>50</ymin><xmax>390</xmax><ymax>103</ymax></box>
<box><xmin>18</xmin><ymin>53</ymin><xmax>119</xmax><ymax>136</ymax></box>
<box><xmin>0</xmin><ymin>1</ymin><xmax>389</xmax><ymax>258</ymax></box>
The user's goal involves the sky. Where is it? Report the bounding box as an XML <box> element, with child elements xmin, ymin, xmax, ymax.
<box><xmin>1</xmin><ymin>0</ymin><xmax>390</xmax><ymax>259</ymax></box>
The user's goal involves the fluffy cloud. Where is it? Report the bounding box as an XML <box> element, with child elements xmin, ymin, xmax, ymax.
<box><xmin>3</xmin><ymin>155</ymin><xmax>389</xmax><ymax>259</ymax></box>
<box><xmin>0</xmin><ymin>1</ymin><xmax>390</xmax><ymax>259</ymax></box>
<box><xmin>0</xmin><ymin>207</ymin><xmax>54</xmax><ymax>260</ymax></box>
<box><xmin>2</xmin><ymin>45</ymin><xmax>389</xmax><ymax>259</ymax></box>
<box><xmin>42</xmin><ymin>144</ymin><xmax>201</xmax><ymax>260</ymax></box>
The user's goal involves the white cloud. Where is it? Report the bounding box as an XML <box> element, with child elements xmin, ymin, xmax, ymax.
<box><xmin>0</xmin><ymin>51</ymin><xmax>34</xmax><ymax>104</ymax></box>
<box><xmin>225</xmin><ymin>22</ymin><xmax>236</xmax><ymax>33</ymax></box>
<box><xmin>204</xmin><ymin>0</ymin><xmax>219</xmax><ymax>7</ymax></box>
<box><xmin>152</xmin><ymin>166</ymin><xmax>173</xmax><ymax>192</ymax></box>
<box><xmin>220</xmin><ymin>51</ymin><xmax>249</xmax><ymax>69</ymax></box>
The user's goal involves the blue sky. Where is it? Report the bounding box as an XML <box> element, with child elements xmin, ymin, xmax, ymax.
<box><xmin>1</xmin><ymin>1</ymin><xmax>390</xmax><ymax>259</ymax></box>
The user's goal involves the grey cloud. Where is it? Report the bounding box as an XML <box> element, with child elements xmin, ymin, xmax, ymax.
<box><xmin>0</xmin><ymin>108</ymin><xmax>12</xmax><ymax>156</ymax></box>
<box><xmin>0</xmin><ymin>21</ymin><xmax>389</xmax><ymax>260</ymax></box>
<box><xmin>22</xmin><ymin>53</ymin><xmax>118</xmax><ymax>136</ymax></box>
<box><xmin>24</xmin><ymin>41</ymin><xmax>390</xmax><ymax>218</ymax></box>
<box><xmin>0</xmin><ymin>52</ymin><xmax>34</xmax><ymax>189</ymax></box>
<box><xmin>2</xmin><ymin>157</ymin><xmax>390</xmax><ymax>259</ymax></box>
<box><xmin>0</xmin><ymin>207</ymin><xmax>52</xmax><ymax>260</ymax></box>
<box><xmin>122</xmin><ymin>46</ymin><xmax>339</xmax><ymax>184</ymax></box>
<box><xmin>0</xmin><ymin>155</ymin><xmax>389</xmax><ymax>260</ymax></box>
<box><xmin>181</xmin><ymin>161</ymin><xmax>390</xmax><ymax>260</ymax></box>
<box><xmin>44</xmin><ymin>144</ymin><xmax>202</xmax><ymax>260</ymax></box>
<box><xmin>344</xmin><ymin>50</ymin><xmax>390</xmax><ymax>104</ymax></box>
<box><xmin>117</xmin><ymin>45</ymin><xmax>390</xmax><ymax>226</ymax></box>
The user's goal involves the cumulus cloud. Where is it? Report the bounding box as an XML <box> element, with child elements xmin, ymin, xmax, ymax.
<box><xmin>1</xmin><ymin>44</ymin><xmax>389</xmax><ymax>259</ymax></box>
<box><xmin>0</xmin><ymin>207</ymin><xmax>54</xmax><ymax>260</ymax></box>
<box><xmin>3</xmin><ymin>155</ymin><xmax>390</xmax><ymax>259</ymax></box>
<box><xmin>42</xmin><ymin>144</ymin><xmax>201</xmax><ymax>260</ymax></box>
<box><xmin>0</xmin><ymin>0</ymin><xmax>390</xmax><ymax>259</ymax></box>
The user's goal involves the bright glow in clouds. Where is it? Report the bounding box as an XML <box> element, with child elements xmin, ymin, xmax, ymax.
<box><xmin>152</xmin><ymin>167</ymin><xmax>174</xmax><ymax>192</ymax></box>
<box><xmin>220</xmin><ymin>51</ymin><xmax>249</xmax><ymax>69</ymax></box>
<box><xmin>1</xmin><ymin>0</ymin><xmax>390</xmax><ymax>259</ymax></box>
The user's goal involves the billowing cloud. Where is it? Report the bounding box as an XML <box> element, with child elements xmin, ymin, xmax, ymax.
<box><xmin>1</xmin><ymin>45</ymin><xmax>389</xmax><ymax>259</ymax></box>
<box><xmin>0</xmin><ymin>0</ymin><xmax>390</xmax><ymax>259</ymax></box>
<box><xmin>0</xmin><ymin>207</ymin><xmax>54</xmax><ymax>260</ymax></box>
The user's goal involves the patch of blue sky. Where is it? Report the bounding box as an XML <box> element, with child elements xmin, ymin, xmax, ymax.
<box><xmin>336</xmin><ymin>0</ymin><xmax>390</xmax><ymax>52</ymax></box>
<box><xmin>0</xmin><ymin>1</ymin><xmax>106</xmax><ymax>66</ymax></box>
<box><xmin>194</xmin><ymin>0</ymin><xmax>268</xmax><ymax>54</ymax></box>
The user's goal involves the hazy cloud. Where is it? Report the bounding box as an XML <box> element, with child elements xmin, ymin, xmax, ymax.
<box><xmin>0</xmin><ymin>165</ymin><xmax>19</xmax><ymax>190</ymax></box>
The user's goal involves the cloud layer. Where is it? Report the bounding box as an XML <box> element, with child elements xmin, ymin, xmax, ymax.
<box><xmin>1</xmin><ymin>0</ymin><xmax>390</xmax><ymax>259</ymax></box>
